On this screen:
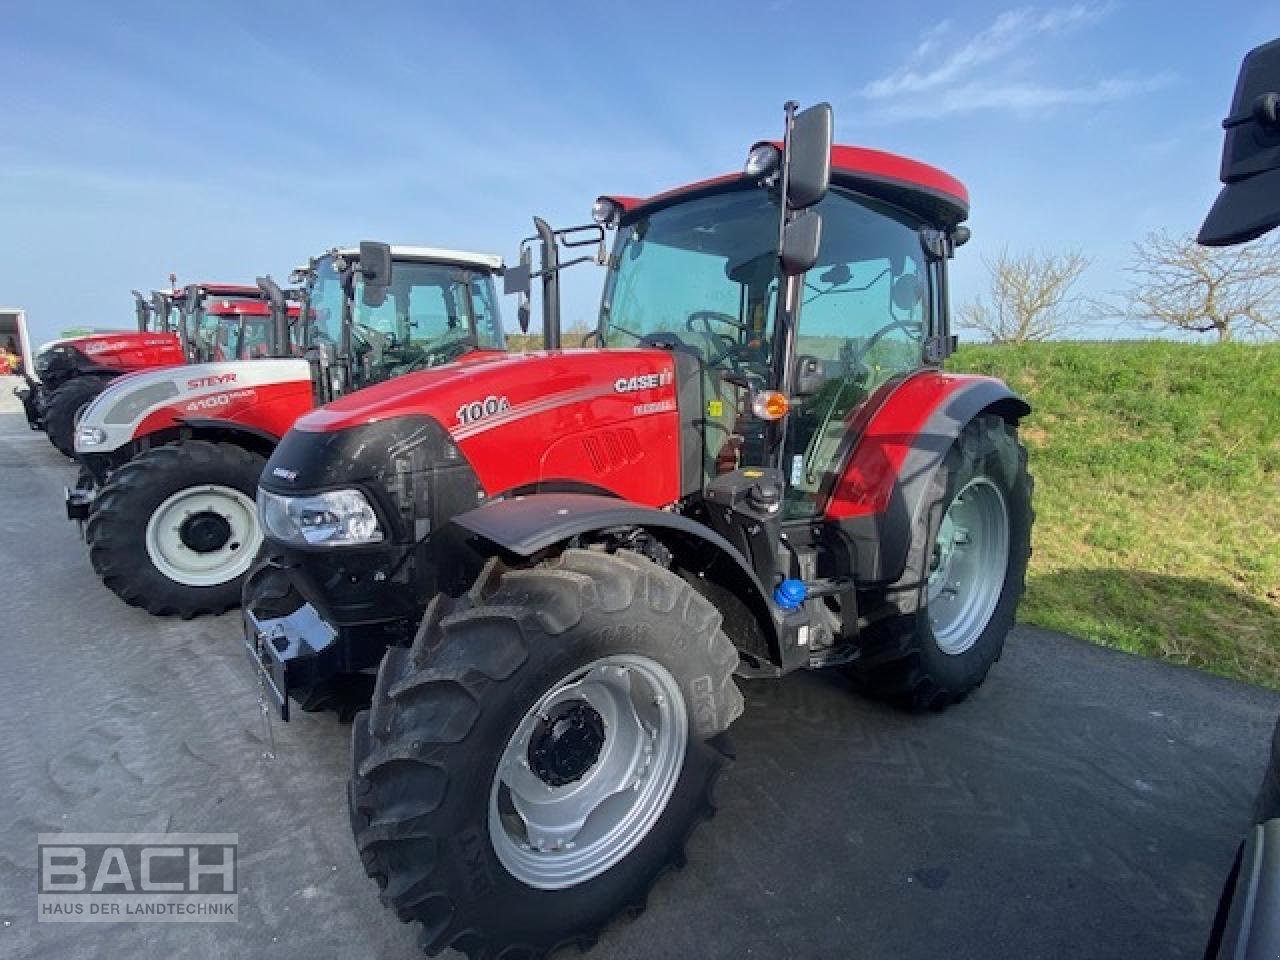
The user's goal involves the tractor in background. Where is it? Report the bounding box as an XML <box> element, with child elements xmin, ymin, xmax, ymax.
<box><xmin>242</xmin><ymin>101</ymin><xmax>1033</xmax><ymax>958</ymax></box>
<box><xmin>19</xmin><ymin>291</ymin><xmax>187</xmax><ymax>455</ymax></box>
<box><xmin>71</xmin><ymin>245</ymin><xmax>507</xmax><ymax>618</ymax></box>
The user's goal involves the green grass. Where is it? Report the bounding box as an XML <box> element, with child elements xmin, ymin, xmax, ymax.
<box><xmin>507</xmin><ymin>333</ymin><xmax>1280</xmax><ymax>686</ymax></box>
<box><xmin>951</xmin><ymin>341</ymin><xmax>1280</xmax><ymax>688</ymax></box>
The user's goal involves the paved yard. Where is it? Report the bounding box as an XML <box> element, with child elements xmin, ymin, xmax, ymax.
<box><xmin>0</xmin><ymin>378</ymin><xmax>1275</xmax><ymax>959</ymax></box>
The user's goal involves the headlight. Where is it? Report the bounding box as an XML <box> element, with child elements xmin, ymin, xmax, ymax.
<box><xmin>77</xmin><ymin>425</ymin><xmax>107</xmax><ymax>448</ymax></box>
<box><xmin>258</xmin><ymin>487</ymin><xmax>384</xmax><ymax>547</ymax></box>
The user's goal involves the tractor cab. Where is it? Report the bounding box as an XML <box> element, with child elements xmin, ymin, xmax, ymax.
<box><xmin>150</xmin><ymin>283</ymin><xmax>299</xmax><ymax>364</ymax></box>
<box><xmin>588</xmin><ymin>143</ymin><xmax>969</xmax><ymax>520</ymax></box>
<box><xmin>298</xmin><ymin>243</ymin><xmax>507</xmax><ymax>402</ymax></box>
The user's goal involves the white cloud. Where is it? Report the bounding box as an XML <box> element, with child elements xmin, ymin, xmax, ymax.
<box><xmin>858</xmin><ymin>4</ymin><xmax>1164</xmax><ymax>120</ymax></box>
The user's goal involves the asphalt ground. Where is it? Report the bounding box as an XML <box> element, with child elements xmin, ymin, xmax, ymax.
<box><xmin>0</xmin><ymin>375</ymin><xmax>1276</xmax><ymax>960</ymax></box>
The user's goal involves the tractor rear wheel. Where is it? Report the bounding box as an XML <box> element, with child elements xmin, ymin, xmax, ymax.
<box><xmin>349</xmin><ymin>549</ymin><xmax>742</xmax><ymax>959</ymax></box>
<box><xmin>44</xmin><ymin>376</ymin><xmax>108</xmax><ymax>457</ymax></box>
<box><xmin>86</xmin><ymin>440</ymin><xmax>266</xmax><ymax>618</ymax></box>
<box><xmin>846</xmin><ymin>414</ymin><xmax>1033</xmax><ymax>710</ymax></box>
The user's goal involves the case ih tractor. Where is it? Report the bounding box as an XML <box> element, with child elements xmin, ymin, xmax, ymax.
<box><xmin>243</xmin><ymin>101</ymin><xmax>1033</xmax><ymax>958</ymax></box>
<box><xmin>19</xmin><ymin>292</ymin><xmax>187</xmax><ymax>456</ymax></box>
<box><xmin>71</xmin><ymin>245</ymin><xmax>507</xmax><ymax>619</ymax></box>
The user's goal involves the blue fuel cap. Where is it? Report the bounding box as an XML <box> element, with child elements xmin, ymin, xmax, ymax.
<box><xmin>774</xmin><ymin>578</ymin><xmax>808</xmax><ymax>611</ymax></box>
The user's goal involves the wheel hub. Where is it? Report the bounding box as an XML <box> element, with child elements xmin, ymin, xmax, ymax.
<box><xmin>178</xmin><ymin>511</ymin><xmax>233</xmax><ymax>554</ymax></box>
<box><xmin>528</xmin><ymin>701</ymin><xmax>606</xmax><ymax>787</ymax></box>
<box><xmin>926</xmin><ymin>476</ymin><xmax>1010</xmax><ymax>655</ymax></box>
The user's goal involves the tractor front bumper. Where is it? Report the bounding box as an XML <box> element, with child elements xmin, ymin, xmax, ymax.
<box><xmin>242</xmin><ymin>604</ymin><xmax>340</xmax><ymax>722</ymax></box>
<box><xmin>64</xmin><ymin>485</ymin><xmax>93</xmax><ymax>523</ymax></box>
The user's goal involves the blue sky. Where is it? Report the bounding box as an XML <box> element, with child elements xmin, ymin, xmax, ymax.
<box><xmin>3</xmin><ymin>1</ymin><xmax>1275</xmax><ymax>345</ymax></box>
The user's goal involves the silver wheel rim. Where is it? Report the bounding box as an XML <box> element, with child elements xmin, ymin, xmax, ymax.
<box><xmin>488</xmin><ymin>654</ymin><xmax>687</xmax><ymax>890</ymax></box>
<box><xmin>927</xmin><ymin>476</ymin><xmax>1010</xmax><ymax>655</ymax></box>
<box><xmin>143</xmin><ymin>485</ymin><xmax>261</xmax><ymax>588</ymax></box>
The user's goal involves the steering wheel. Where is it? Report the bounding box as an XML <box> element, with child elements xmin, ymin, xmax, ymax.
<box><xmin>686</xmin><ymin>310</ymin><xmax>746</xmax><ymax>336</ymax></box>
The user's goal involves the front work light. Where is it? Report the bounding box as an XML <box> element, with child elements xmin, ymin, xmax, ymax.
<box><xmin>744</xmin><ymin>143</ymin><xmax>782</xmax><ymax>180</ymax></box>
<box><xmin>592</xmin><ymin>197</ymin><xmax>623</xmax><ymax>228</ymax></box>
<box><xmin>258</xmin><ymin>487</ymin><xmax>384</xmax><ymax>547</ymax></box>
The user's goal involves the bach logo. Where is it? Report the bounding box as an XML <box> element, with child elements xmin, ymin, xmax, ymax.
<box><xmin>37</xmin><ymin>833</ymin><xmax>238</xmax><ymax>923</ymax></box>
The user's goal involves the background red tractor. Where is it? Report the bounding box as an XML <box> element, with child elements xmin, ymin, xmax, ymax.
<box><xmin>19</xmin><ymin>291</ymin><xmax>187</xmax><ymax>455</ymax></box>
<box><xmin>71</xmin><ymin>245</ymin><xmax>507</xmax><ymax>618</ymax></box>
<box><xmin>243</xmin><ymin>102</ymin><xmax>1033</xmax><ymax>958</ymax></box>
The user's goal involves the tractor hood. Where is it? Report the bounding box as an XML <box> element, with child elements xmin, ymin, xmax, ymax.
<box><xmin>76</xmin><ymin>357</ymin><xmax>312</xmax><ymax>456</ymax></box>
<box><xmin>279</xmin><ymin>348</ymin><xmax>685</xmax><ymax>507</ymax></box>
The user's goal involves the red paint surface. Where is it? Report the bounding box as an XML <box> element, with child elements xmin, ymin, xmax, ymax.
<box><xmin>825</xmin><ymin>371</ymin><xmax>1000</xmax><ymax>518</ymax></box>
<box><xmin>298</xmin><ymin>349</ymin><xmax>682</xmax><ymax>505</ymax></box>
<box><xmin>134</xmin><ymin>378</ymin><xmax>316</xmax><ymax>442</ymax></box>
<box><xmin>71</xmin><ymin>332</ymin><xmax>186</xmax><ymax>372</ymax></box>
<box><xmin>603</xmin><ymin>143</ymin><xmax>968</xmax><ymax>217</ymax></box>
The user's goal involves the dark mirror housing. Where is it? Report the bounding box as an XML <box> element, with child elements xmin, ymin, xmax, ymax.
<box><xmin>779</xmin><ymin>208</ymin><xmax>822</xmax><ymax>276</ymax></box>
<box><xmin>503</xmin><ymin>262</ymin><xmax>531</xmax><ymax>297</ymax></box>
<box><xmin>786</xmin><ymin>102</ymin><xmax>833</xmax><ymax>210</ymax></box>
<box><xmin>358</xmin><ymin>241</ymin><xmax>392</xmax><ymax>307</ymax></box>
<box><xmin>952</xmin><ymin>225</ymin><xmax>972</xmax><ymax>247</ymax></box>
<box><xmin>1200</xmin><ymin>37</ymin><xmax>1280</xmax><ymax>246</ymax></box>
<box><xmin>793</xmin><ymin>354</ymin><xmax>827</xmax><ymax>397</ymax></box>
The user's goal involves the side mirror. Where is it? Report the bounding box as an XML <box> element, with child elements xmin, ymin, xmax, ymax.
<box><xmin>779</xmin><ymin>209</ymin><xmax>822</xmax><ymax>276</ymax></box>
<box><xmin>786</xmin><ymin>102</ymin><xmax>833</xmax><ymax>210</ymax></box>
<box><xmin>793</xmin><ymin>355</ymin><xmax>827</xmax><ymax>397</ymax></box>
<box><xmin>504</xmin><ymin>247</ymin><xmax>534</xmax><ymax>333</ymax></box>
<box><xmin>358</xmin><ymin>241</ymin><xmax>392</xmax><ymax>307</ymax></box>
<box><xmin>1200</xmin><ymin>37</ymin><xmax>1280</xmax><ymax>246</ymax></box>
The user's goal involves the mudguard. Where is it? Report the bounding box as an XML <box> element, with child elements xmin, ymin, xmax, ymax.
<box><xmin>821</xmin><ymin>371</ymin><xmax>1030</xmax><ymax>587</ymax></box>
<box><xmin>452</xmin><ymin>492</ymin><xmax>781</xmax><ymax>660</ymax></box>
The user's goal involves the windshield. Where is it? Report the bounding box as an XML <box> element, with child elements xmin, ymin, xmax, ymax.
<box><xmin>305</xmin><ymin>254</ymin><xmax>504</xmax><ymax>388</ymax></box>
<box><xmin>188</xmin><ymin>298</ymin><xmax>270</xmax><ymax>362</ymax></box>
<box><xmin>599</xmin><ymin>186</ymin><xmax>932</xmax><ymax>508</ymax></box>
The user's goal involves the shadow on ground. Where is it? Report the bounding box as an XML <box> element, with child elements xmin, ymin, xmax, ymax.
<box><xmin>1024</xmin><ymin>568</ymin><xmax>1280</xmax><ymax>688</ymax></box>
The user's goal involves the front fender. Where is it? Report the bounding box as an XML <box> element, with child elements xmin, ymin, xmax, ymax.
<box><xmin>451</xmin><ymin>493</ymin><xmax>782</xmax><ymax>663</ymax></box>
<box><xmin>822</xmin><ymin>372</ymin><xmax>1030</xmax><ymax>586</ymax></box>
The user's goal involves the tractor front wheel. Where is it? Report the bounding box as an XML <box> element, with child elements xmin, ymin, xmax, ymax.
<box><xmin>349</xmin><ymin>549</ymin><xmax>743</xmax><ymax>959</ymax></box>
<box><xmin>86</xmin><ymin>440</ymin><xmax>266</xmax><ymax>618</ymax></box>
<box><xmin>847</xmin><ymin>413</ymin><xmax>1033</xmax><ymax>710</ymax></box>
<box><xmin>44</xmin><ymin>376</ymin><xmax>108</xmax><ymax>457</ymax></box>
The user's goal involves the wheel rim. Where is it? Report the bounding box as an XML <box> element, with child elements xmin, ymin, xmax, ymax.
<box><xmin>926</xmin><ymin>476</ymin><xmax>1010</xmax><ymax>655</ymax></box>
<box><xmin>488</xmin><ymin>654</ymin><xmax>687</xmax><ymax>890</ymax></box>
<box><xmin>143</xmin><ymin>485</ymin><xmax>261</xmax><ymax>588</ymax></box>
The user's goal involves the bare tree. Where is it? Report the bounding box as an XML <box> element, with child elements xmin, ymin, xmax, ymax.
<box><xmin>959</xmin><ymin>247</ymin><xmax>1091</xmax><ymax>344</ymax></box>
<box><xmin>1121</xmin><ymin>231</ymin><xmax>1280</xmax><ymax>342</ymax></box>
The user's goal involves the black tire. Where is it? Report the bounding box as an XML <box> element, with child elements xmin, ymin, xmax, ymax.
<box><xmin>349</xmin><ymin>549</ymin><xmax>743</xmax><ymax>959</ymax></box>
<box><xmin>86</xmin><ymin>440</ymin><xmax>266</xmax><ymax>618</ymax></box>
<box><xmin>45</xmin><ymin>376</ymin><xmax>108</xmax><ymax>457</ymax></box>
<box><xmin>846</xmin><ymin>413</ymin><xmax>1033</xmax><ymax>710</ymax></box>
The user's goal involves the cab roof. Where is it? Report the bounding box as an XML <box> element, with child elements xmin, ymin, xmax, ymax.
<box><xmin>334</xmin><ymin>245</ymin><xmax>504</xmax><ymax>272</ymax></box>
<box><xmin>604</xmin><ymin>144</ymin><xmax>970</xmax><ymax>228</ymax></box>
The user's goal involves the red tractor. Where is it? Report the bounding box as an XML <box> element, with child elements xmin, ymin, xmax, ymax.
<box><xmin>243</xmin><ymin>102</ymin><xmax>1034</xmax><ymax>958</ymax></box>
<box><xmin>20</xmin><ymin>292</ymin><xmax>187</xmax><ymax>455</ymax></box>
<box><xmin>70</xmin><ymin>245</ymin><xmax>508</xmax><ymax>619</ymax></box>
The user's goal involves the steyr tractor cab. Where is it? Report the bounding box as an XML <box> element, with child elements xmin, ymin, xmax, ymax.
<box><xmin>71</xmin><ymin>244</ymin><xmax>507</xmax><ymax>619</ymax></box>
<box><xmin>20</xmin><ymin>293</ymin><xmax>188</xmax><ymax>456</ymax></box>
<box><xmin>243</xmin><ymin>102</ymin><xmax>1033</xmax><ymax>958</ymax></box>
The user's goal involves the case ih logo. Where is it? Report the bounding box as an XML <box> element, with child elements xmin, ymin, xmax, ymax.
<box><xmin>187</xmin><ymin>373</ymin><xmax>238</xmax><ymax>391</ymax></box>
<box><xmin>38</xmin><ymin>833</ymin><xmax>238</xmax><ymax>923</ymax></box>
<box><xmin>614</xmin><ymin>371</ymin><xmax>673</xmax><ymax>393</ymax></box>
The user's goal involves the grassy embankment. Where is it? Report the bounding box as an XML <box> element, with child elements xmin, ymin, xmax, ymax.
<box><xmin>954</xmin><ymin>341</ymin><xmax>1280</xmax><ymax>688</ymax></box>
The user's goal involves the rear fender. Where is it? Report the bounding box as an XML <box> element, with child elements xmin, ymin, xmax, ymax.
<box><xmin>451</xmin><ymin>493</ymin><xmax>782</xmax><ymax>664</ymax></box>
<box><xmin>822</xmin><ymin>372</ymin><xmax>1030</xmax><ymax>587</ymax></box>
